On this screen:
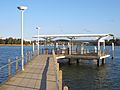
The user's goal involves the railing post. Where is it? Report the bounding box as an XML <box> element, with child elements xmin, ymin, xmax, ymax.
<box><xmin>28</xmin><ymin>52</ymin><xmax>30</xmax><ymax>62</ymax></box>
<box><xmin>30</xmin><ymin>51</ymin><xmax>32</xmax><ymax>60</ymax></box>
<box><xmin>44</xmin><ymin>48</ymin><xmax>48</xmax><ymax>55</ymax></box>
<box><xmin>8</xmin><ymin>58</ymin><xmax>11</xmax><ymax>80</ymax></box>
<box><xmin>30</xmin><ymin>51</ymin><xmax>32</xmax><ymax>61</ymax></box>
<box><xmin>59</xmin><ymin>70</ymin><xmax>62</xmax><ymax>90</ymax></box>
<box><xmin>64</xmin><ymin>86</ymin><xmax>68</xmax><ymax>90</ymax></box>
<box><xmin>26</xmin><ymin>53</ymin><xmax>28</xmax><ymax>64</ymax></box>
<box><xmin>32</xmin><ymin>52</ymin><xmax>34</xmax><ymax>59</ymax></box>
<box><xmin>29</xmin><ymin>51</ymin><xmax>31</xmax><ymax>61</ymax></box>
<box><xmin>16</xmin><ymin>56</ymin><xmax>18</xmax><ymax>73</ymax></box>
<box><xmin>31</xmin><ymin>51</ymin><xmax>33</xmax><ymax>60</ymax></box>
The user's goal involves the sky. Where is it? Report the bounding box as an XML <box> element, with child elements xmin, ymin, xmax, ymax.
<box><xmin>0</xmin><ymin>0</ymin><xmax>120</xmax><ymax>40</ymax></box>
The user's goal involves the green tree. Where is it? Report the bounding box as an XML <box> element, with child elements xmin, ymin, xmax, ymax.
<box><xmin>8</xmin><ymin>37</ymin><xmax>13</xmax><ymax>44</ymax></box>
<box><xmin>0</xmin><ymin>39</ymin><xmax>3</xmax><ymax>44</ymax></box>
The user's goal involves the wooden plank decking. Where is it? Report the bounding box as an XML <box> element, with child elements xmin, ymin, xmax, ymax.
<box><xmin>0</xmin><ymin>55</ymin><xmax>56</xmax><ymax>90</ymax></box>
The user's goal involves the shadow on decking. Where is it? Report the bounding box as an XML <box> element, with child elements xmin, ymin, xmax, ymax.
<box><xmin>40</xmin><ymin>57</ymin><xmax>49</xmax><ymax>90</ymax></box>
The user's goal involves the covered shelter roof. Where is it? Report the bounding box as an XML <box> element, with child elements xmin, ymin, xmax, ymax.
<box><xmin>33</xmin><ymin>33</ymin><xmax>113</xmax><ymax>40</ymax></box>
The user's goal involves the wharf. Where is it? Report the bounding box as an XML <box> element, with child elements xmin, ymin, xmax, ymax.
<box><xmin>0</xmin><ymin>55</ymin><xmax>56</xmax><ymax>90</ymax></box>
<box><xmin>65</xmin><ymin>54</ymin><xmax>99</xmax><ymax>60</ymax></box>
<box><xmin>65</xmin><ymin>53</ymin><xmax>110</xmax><ymax>60</ymax></box>
<box><xmin>56</xmin><ymin>52</ymin><xmax>110</xmax><ymax>66</ymax></box>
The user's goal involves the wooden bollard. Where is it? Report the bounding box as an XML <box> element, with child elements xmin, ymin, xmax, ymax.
<box><xmin>64</xmin><ymin>86</ymin><xmax>68</xmax><ymax>90</ymax></box>
<box><xmin>59</xmin><ymin>70</ymin><xmax>62</xmax><ymax>90</ymax></box>
<box><xmin>16</xmin><ymin>56</ymin><xmax>18</xmax><ymax>73</ymax></box>
<box><xmin>56</xmin><ymin>63</ymin><xmax>59</xmax><ymax>80</ymax></box>
<box><xmin>8</xmin><ymin>58</ymin><xmax>11</xmax><ymax>80</ymax></box>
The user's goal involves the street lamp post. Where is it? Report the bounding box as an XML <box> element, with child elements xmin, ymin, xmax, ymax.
<box><xmin>17</xmin><ymin>6</ymin><xmax>28</xmax><ymax>71</ymax></box>
<box><xmin>36</xmin><ymin>27</ymin><xmax>40</xmax><ymax>55</ymax></box>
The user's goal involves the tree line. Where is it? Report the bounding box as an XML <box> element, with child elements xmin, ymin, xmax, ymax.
<box><xmin>105</xmin><ymin>38</ymin><xmax>120</xmax><ymax>46</ymax></box>
<box><xmin>0</xmin><ymin>37</ymin><xmax>32</xmax><ymax>45</ymax></box>
<box><xmin>0</xmin><ymin>37</ymin><xmax>48</xmax><ymax>45</ymax></box>
<box><xmin>0</xmin><ymin>37</ymin><xmax>120</xmax><ymax>46</ymax></box>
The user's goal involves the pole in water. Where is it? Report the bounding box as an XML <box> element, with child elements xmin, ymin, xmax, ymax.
<box><xmin>32</xmin><ymin>43</ymin><xmax>34</xmax><ymax>53</ymax></box>
<box><xmin>112</xmin><ymin>42</ymin><xmax>114</xmax><ymax>59</ymax></box>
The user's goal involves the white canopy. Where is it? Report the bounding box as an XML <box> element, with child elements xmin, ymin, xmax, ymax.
<box><xmin>33</xmin><ymin>34</ymin><xmax>113</xmax><ymax>39</ymax></box>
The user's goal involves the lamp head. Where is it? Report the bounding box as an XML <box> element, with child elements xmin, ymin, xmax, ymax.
<box><xmin>36</xmin><ymin>27</ymin><xmax>40</xmax><ymax>30</ymax></box>
<box><xmin>17</xmin><ymin>6</ymin><xmax>28</xmax><ymax>11</ymax></box>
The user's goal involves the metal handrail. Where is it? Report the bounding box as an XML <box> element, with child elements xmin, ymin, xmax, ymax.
<box><xmin>0</xmin><ymin>64</ymin><xmax>8</xmax><ymax>70</ymax></box>
<box><xmin>0</xmin><ymin>50</ymin><xmax>39</xmax><ymax>69</ymax></box>
<box><xmin>0</xmin><ymin>57</ymin><xmax>22</xmax><ymax>70</ymax></box>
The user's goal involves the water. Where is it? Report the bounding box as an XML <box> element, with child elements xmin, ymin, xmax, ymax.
<box><xmin>61</xmin><ymin>46</ymin><xmax>120</xmax><ymax>90</ymax></box>
<box><xmin>0</xmin><ymin>45</ymin><xmax>54</xmax><ymax>66</ymax></box>
<box><xmin>0</xmin><ymin>46</ymin><xmax>38</xmax><ymax>83</ymax></box>
<box><xmin>0</xmin><ymin>46</ymin><xmax>35</xmax><ymax>65</ymax></box>
<box><xmin>0</xmin><ymin>46</ymin><xmax>120</xmax><ymax>90</ymax></box>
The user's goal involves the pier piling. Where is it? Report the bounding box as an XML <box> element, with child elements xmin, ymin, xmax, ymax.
<box><xmin>102</xmin><ymin>58</ymin><xmax>105</xmax><ymax>64</ymax></box>
<box><xmin>76</xmin><ymin>59</ymin><xmax>79</xmax><ymax>64</ymax></box>
<box><xmin>112</xmin><ymin>42</ymin><xmax>115</xmax><ymax>59</ymax></box>
<box><xmin>97</xmin><ymin>59</ymin><xmax>100</xmax><ymax>67</ymax></box>
<box><xmin>68</xmin><ymin>58</ymin><xmax>71</xmax><ymax>64</ymax></box>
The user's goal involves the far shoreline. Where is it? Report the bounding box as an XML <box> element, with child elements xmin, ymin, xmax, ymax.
<box><xmin>0</xmin><ymin>44</ymin><xmax>119</xmax><ymax>46</ymax></box>
<box><xmin>0</xmin><ymin>44</ymin><xmax>32</xmax><ymax>46</ymax></box>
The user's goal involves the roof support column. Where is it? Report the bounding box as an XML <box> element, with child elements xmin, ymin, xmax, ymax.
<box><xmin>103</xmin><ymin>41</ymin><xmax>105</xmax><ymax>55</ymax></box>
<box><xmin>70</xmin><ymin>38</ymin><xmax>73</xmax><ymax>55</ymax></box>
<box><xmin>98</xmin><ymin>41</ymin><xmax>100</xmax><ymax>56</ymax></box>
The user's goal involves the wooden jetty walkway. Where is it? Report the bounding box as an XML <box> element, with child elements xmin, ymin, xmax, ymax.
<box><xmin>0</xmin><ymin>55</ymin><xmax>56</xmax><ymax>90</ymax></box>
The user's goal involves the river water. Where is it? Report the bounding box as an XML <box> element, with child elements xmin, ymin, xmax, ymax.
<box><xmin>0</xmin><ymin>46</ymin><xmax>120</xmax><ymax>90</ymax></box>
<box><xmin>0</xmin><ymin>45</ymin><xmax>53</xmax><ymax>84</ymax></box>
<box><xmin>61</xmin><ymin>46</ymin><xmax>120</xmax><ymax>90</ymax></box>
